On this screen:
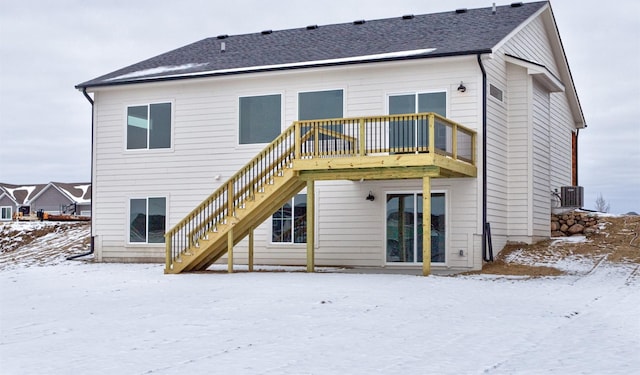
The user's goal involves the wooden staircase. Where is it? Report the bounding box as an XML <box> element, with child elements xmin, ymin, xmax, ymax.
<box><xmin>165</xmin><ymin>113</ymin><xmax>477</xmax><ymax>274</ymax></box>
<box><xmin>168</xmin><ymin>168</ymin><xmax>305</xmax><ymax>273</ymax></box>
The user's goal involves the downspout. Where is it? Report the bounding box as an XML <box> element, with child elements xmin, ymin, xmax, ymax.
<box><xmin>477</xmin><ymin>54</ymin><xmax>493</xmax><ymax>262</ymax></box>
<box><xmin>67</xmin><ymin>88</ymin><xmax>95</xmax><ymax>260</ymax></box>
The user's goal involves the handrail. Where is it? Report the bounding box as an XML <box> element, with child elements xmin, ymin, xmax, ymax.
<box><xmin>165</xmin><ymin>123</ymin><xmax>298</xmax><ymax>270</ymax></box>
<box><xmin>165</xmin><ymin>112</ymin><xmax>476</xmax><ymax>272</ymax></box>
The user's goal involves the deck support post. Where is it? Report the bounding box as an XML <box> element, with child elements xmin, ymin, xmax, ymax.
<box><xmin>227</xmin><ymin>228</ymin><xmax>234</xmax><ymax>273</ymax></box>
<box><xmin>306</xmin><ymin>180</ymin><xmax>315</xmax><ymax>272</ymax></box>
<box><xmin>422</xmin><ymin>176</ymin><xmax>431</xmax><ymax>276</ymax></box>
<box><xmin>248</xmin><ymin>227</ymin><xmax>254</xmax><ymax>272</ymax></box>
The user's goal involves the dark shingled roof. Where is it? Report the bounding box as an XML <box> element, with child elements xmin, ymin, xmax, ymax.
<box><xmin>77</xmin><ymin>1</ymin><xmax>547</xmax><ymax>89</ymax></box>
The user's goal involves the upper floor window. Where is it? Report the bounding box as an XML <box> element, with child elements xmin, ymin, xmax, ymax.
<box><xmin>127</xmin><ymin>103</ymin><xmax>172</xmax><ymax>150</ymax></box>
<box><xmin>298</xmin><ymin>89</ymin><xmax>343</xmax><ymax>120</ymax></box>
<box><xmin>239</xmin><ymin>94</ymin><xmax>281</xmax><ymax>144</ymax></box>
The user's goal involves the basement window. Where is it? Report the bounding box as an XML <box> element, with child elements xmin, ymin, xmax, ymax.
<box><xmin>129</xmin><ymin>197</ymin><xmax>166</xmax><ymax>244</ymax></box>
<box><xmin>489</xmin><ymin>84</ymin><xmax>504</xmax><ymax>102</ymax></box>
<box><xmin>272</xmin><ymin>194</ymin><xmax>307</xmax><ymax>244</ymax></box>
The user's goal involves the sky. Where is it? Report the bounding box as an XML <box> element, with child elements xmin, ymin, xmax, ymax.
<box><xmin>0</xmin><ymin>0</ymin><xmax>638</xmax><ymax>213</ymax></box>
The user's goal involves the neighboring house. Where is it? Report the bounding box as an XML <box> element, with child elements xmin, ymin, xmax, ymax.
<box><xmin>0</xmin><ymin>182</ymin><xmax>91</xmax><ymax>218</ymax></box>
<box><xmin>0</xmin><ymin>183</ymin><xmax>46</xmax><ymax>218</ymax></box>
<box><xmin>76</xmin><ymin>1</ymin><xmax>585</xmax><ymax>275</ymax></box>
<box><xmin>29</xmin><ymin>182</ymin><xmax>92</xmax><ymax>216</ymax></box>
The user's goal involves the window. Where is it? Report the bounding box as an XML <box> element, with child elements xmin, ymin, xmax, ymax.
<box><xmin>489</xmin><ymin>84</ymin><xmax>503</xmax><ymax>102</ymax></box>
<box><xmin>239</xmin><ymin>94</ymin><xmax>282</xmax><ymax>144</ymax></box>
<box><xmin>129</xmin><ymin>197</ymin><xmax>166</xmax><ymax>244</ymax></box>
<box><xmin>298</xmin><ymin>90</ymin><xmax>343</xmax><ymax>121</ymax></box>
<box><xmin>272</xmin><ymin>194</ymin><xmax>307</xmax><ymax>244</ymax></box>
<box><xmin>127</xmin><ymin>103</ymin><xmax>172</xmax><ymax>150</ymax></box>
<box><xmin>1</xmin><ymin>206</ymin><xmax>12</xmax><ymax>221</ymax></box>
<box><xmin>388</xmin><ymin>92</ymin><xmax>447</xmax><ymax>151</ymax></box>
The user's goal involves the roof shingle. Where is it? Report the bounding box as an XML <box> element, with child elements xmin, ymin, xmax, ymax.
<box><xmin>77</xmin><ymin>2</ymin><xmax>547</xmax><ymax>88</ymax></box>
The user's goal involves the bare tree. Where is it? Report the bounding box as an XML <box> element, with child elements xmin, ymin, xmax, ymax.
<box><xmin>595</xmin><ymin>193</ymin><xmax>610</xmax><ymax>213</ymax></box>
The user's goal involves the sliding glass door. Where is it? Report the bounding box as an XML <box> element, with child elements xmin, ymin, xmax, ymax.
<box><xmin>386</xmin><ymin>193</ymin><xmax>445</xmax><ymax>263</ymax></box>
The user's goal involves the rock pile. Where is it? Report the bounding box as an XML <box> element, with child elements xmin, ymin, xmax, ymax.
<box><xmin>551</xmin><ymin>211</ymin><xmax>599</xmax><ymax>237</ymax></box>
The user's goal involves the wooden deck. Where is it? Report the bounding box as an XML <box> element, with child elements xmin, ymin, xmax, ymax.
<box><xmin>165</xmin><ymin>113</ymin><xmax>476</xmax><ymax>275</ymax></box>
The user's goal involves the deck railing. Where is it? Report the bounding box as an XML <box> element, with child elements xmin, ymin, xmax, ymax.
<box><xmin>294</xmin><ymin>112</ymin><xmax>476</xmax><ymax>164</ymax></box>
<box><xmin>165</xmin><ymin>112</ymin><xmax>476</xmax><ymax>271</ymax></box>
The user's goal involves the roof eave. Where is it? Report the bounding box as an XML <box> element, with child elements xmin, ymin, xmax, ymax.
<box><xmin>76</xmin><ymin>49</ymin><xmax>493</xmax><ymax>90</ymax></box>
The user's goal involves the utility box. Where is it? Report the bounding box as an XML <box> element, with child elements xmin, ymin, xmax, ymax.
<box><xmin>560</xmin><ymin>186</ymin><xmax>584</xmax><ymax>208</ymax></box>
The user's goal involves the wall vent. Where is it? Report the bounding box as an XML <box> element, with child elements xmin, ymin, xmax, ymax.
<box><xmin>560</xmin><ymin>186</ymin><xmax>584</xmax><ymax>208</ymax></box>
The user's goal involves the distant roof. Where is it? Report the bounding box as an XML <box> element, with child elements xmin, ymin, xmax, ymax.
<box><xmin>0</xmin><ymin>182</ymin><xmax>90</xmax><ymax>205</ymax></box>
<box><xmin>77</xmin><ymin>1</ymin><xmax>547</xmax><ymax>89</ymax></box>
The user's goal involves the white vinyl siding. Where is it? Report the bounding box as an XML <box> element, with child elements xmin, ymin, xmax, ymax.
<box><xmin>531</xmin><ymin>80</ymin><xmax>551</xmax><ymax>236</ymax></box>
<box><xmin>90</xmin><ymin>56</ymin><xmax>482</xmax><ymax>267</ymax></box>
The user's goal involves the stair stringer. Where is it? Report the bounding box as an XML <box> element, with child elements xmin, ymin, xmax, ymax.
<box><xmin>169</xmin><ymin>168</ymin><xmax>306</xmax><ymax>273</ymax></box>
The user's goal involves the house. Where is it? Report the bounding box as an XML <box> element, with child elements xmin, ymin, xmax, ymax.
<box><xmin>75</xmin><ymin>1</ymin><xmax>585</xmax><ymax>275</ymax></box>
<box><xmin>29</xmin><ymin>182</ymin><xmax>92</xmax><ymax>216</ymax></box>
<box><xmin>0</xmin><ymin>183</ymin><xmax>46</xmax><ymax>219</ymax></box>
<box><xmin>0</xmin><ymin>182</ymin><xmax>91</xmax><ymax>219</ymax></box>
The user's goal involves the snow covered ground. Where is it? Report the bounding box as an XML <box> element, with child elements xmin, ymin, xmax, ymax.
<box><xmin>1</xmin><ymin>259</ymin><xmax>639</xmax><ymax>374</ymax></box>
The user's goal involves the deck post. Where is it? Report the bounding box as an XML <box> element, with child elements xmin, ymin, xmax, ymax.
<box><xmin>164</xmin><ymin>232</ymin><xmax>171</xmax><ymax>273</ymax></box>
<box><xmin>227</xmin><ymin>180</ymin><xmax>234</xmax><ymax>219</ymax></box>
<box><xmin>227</xmin><ymin>228</ymin><xmax>234</xmax><ymax>273</ymax></box>
<box><xmin>306</xmin><ymin>179</ymin><xmax>315</xmax><ymax>272</ymax></box>
<box><xmin>359</xmin><ymin>118</ymin><xmax>366</xmax><ymax>156</ymax></box>
<box><xmin>422</xmin><ymin>176</ymin><xmax>431</xmax><ymax>276</ymax></box>
<box><xmin>294</xmin><ymin>122</ymin><xmax>301</xmax><ymax>159</ymax></box>
<box><xmin>248</xmin><ymin>227</ymin><xmax>254</xmax><ymax>272</ymax></box>
<box><xmin>428</xmin><ymin>113</ymin><xmax>436</xmax><ymax>153</ymax></box>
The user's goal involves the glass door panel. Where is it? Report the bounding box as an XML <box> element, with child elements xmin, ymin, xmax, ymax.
<box><xmin>386</xmin><ymin>193</ymin><xmax>445</xmax><ymax>264</ymax></box>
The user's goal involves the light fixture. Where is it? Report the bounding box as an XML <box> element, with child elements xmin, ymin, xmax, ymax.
<box><xmin>366</xmin><ymin>191</ymin><xmax>375</xmax><ymax>201</ymax></box>
<box><xmin>457</xmin><ymin>81</ymin><xmax>466</xmax><ymax>93</ymax></box>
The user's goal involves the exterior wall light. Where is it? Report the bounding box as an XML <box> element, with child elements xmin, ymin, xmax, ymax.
<box><xmin>366</xmin><ymin>191</ymin><xmax>375</xmax><ymax>201</ymax></box>
<box><xmin>457</xmin><ymin>81</ymin><xmax>466</xmax><ymax>92</ymax></box>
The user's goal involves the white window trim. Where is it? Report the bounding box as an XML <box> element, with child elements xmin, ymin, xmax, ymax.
<box><xmin>236</xmin><ymin>92</ymin><xmax>285</xmax><ymax>148</ymax></box>
<box><xmin>0</xmin><ymin>206</ymin><xmax>12</xmax><ymax>221</ymax></box>
<box><xmin>123</xmin><ymin>100</ymin><xmax>175</xmax><ymax>153</ymax></box>
<box><xmin>126</xmin><ymin>195</ymin><xmax>168</xmax><ymax>246</ymax></box>
<box><xmin>383</xmin><ymin>189</ymin><xmax>448</xmax><ymax>266</ymax></box>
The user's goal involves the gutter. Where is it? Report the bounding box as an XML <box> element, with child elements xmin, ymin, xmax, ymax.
<box><xmin>75</xmin><ymin>49</ymin><xmax>494</xmax><ymax>90</ymax></box>
<box><xmin>67</xmin><ymin>88</ymin><xmax>95</xmax><ymax>261</ymax></box>
<box><xmin>477</xmin><ymin>54</ymin><xmax>493</xmax><ymax>262</ymax></box>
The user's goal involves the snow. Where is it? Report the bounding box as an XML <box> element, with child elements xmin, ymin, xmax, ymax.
<box><xmin>1</xmin><ymin>259</ymin><xmax>639</xmax><ymax>374</ymax></box>
<box><xmin>109</xmin><ymin>49</ymin><xmax>437</xmax><ymax>83</ymax></box>
<box><xmin>107</xmin><ymin>63</ymin><xmax>210</xmax><ymax>81</ymax></box>
<box><xmin>57</xmin><ymin>184</ymin><xmax>91</xmax><ymax>204</ymax></box>
<box><xmin>3</xmin><ymin>185</ymin><xmax>36</xmax><ymax>202</ymax></box>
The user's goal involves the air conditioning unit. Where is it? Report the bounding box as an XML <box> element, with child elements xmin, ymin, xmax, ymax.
<box><xmin>560</xmin><ymin>186</ymin><xmax>584</xmax><ymax>208</ymax></box>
